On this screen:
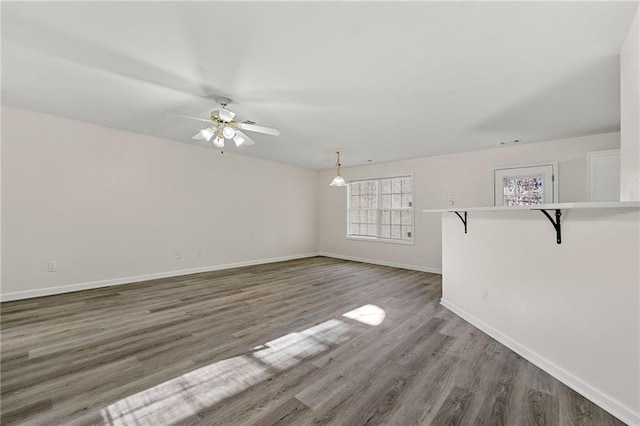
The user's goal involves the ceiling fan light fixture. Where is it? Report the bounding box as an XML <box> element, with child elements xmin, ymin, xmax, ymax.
<box><xmin>222</xmin><ymin>126</ymin><xmax>236</xmax><ymax>139</ymax></box>
<box><xmin>212</xmin><ymin>136</ymin><xmax>225</xmax><ymax>148</ymax></box>
<box><xmin>233</xmin><ymin>134</ymin><xmax>246</xmax><ymax>147</ymax></box>
<box><xmin>172</xmin><ymin>98</ymin><xmax>279</xmax><ymax>149</ymax></box>
<box><xmin>200</xmin><ymin>128</ymin><xmax>215</xmax><ymax>142</ymax></box>
<box><xmin>329</xmin><ymin>151</ymin><xmax>348</xmax><ymax>187</ymax></box>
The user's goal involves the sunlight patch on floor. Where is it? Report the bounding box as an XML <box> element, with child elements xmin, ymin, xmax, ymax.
<box><xmin>253</xmin><ymin>319</ymin><xmax>351</xmax><ymax>370</ymax></box>
<box><xmin>342</xmin><ymin>304</ymin><xmax>386</xmax><ymax>326</ymax></box>
<box><xmin>99</xmin><ymin>305</ymin><xmax>385</xmax><ymax>425</ymax></box>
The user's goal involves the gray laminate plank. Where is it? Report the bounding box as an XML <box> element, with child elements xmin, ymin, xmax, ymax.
<box><xmin>527</xmin><ymin>389</ymin><xmax>560</xmax><ymax>425</ymax></box>
<box><xmin>431</xmin><ymin>385</ymin><xmax>476</xmax><ymax>425</ymax></box>
<box><xmin>0</xmin><ymin>257</ymin><xmax>624</xmax><ymax>426</ymax></box>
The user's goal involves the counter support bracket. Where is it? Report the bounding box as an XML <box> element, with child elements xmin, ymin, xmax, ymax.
<box><xmin>453</xmin><ymin>211</ymin><xmax>468</xmax><ymax>234</ymax></box>
<box><xmin>538</xmin><ymin>209</ymin><xmax>562</xmax><ymax>244</ymax></box>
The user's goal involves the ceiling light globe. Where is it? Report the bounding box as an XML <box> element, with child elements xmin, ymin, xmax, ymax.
<box><xmin>222</xmin><ymin>126</ymin><xmax>236</xmax><ymax>139</ymax></box>
<box><xmin>200</xmin><ymin>128</ymin><xmax>215</xmax><ymax>141</ymax></box>
<box><xmin>213</xmin><ymin>136</ymin><xmax>225</xmax><ymax>148</ymax></box>
<box><xmin>233</xmin><ymin>134</ymin><xmax>246</xmax><ymax>147</ymax></box>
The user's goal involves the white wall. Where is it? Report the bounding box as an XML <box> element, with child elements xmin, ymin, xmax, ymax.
<box><xmin>318</xmin><ymin>133</ymin><xmax>620</xmax><ymax>272</ymax></box>
<box><xmin>440</xmin><ymin>208</ymin><xmax>639</xmax><ymax>425</ymax></box>
<box><xmin>621</xmin><ymin>8</ymin><xmax>640</xmax><ymax>201</ymax></box>
<box><xmin>1</xmin><ymin>106</ymin><xmax>319</xmax><ymax>300</ymax></box>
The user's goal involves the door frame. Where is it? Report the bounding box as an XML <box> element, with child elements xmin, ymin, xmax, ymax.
<box><xmin>586</xmin><ymin>149</ymin><xmax>620</xmax><ymax>201</ymax></box>
<box><xmin>490</xmin><ymin>161</ymin><xmax>559</xmax><ymax>206</ymax></box>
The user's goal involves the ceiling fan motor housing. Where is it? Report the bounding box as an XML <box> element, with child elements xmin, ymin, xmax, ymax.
<box><xmin>216</xmin><ymin>97</ymin><xmax>232</xmax><ymax>107</ymax></box>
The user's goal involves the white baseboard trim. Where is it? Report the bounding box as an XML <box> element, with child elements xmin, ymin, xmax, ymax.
<box><xmin>440</xmin><ymin>298</ymin><xmax>639</xmax><ymax>426</ymax></box>
<box><xmin>0</xmin><ymin>252</ymin><xmax>320</xmax><ymax>302</ymax></box>
<box><xmin>318</xmin><ymin>252</ymin><xmax>442</xmax><ymax>274</ymax></box>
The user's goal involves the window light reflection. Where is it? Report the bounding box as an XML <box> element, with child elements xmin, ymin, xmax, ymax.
<box><xmin>98</xmin><ymin>305</ymin><xmax>385</xmax><ymax>425</ymax></box>
<box><xmin>342</xmin><ymin>304</ymin><xmax>386</xmax><ymax>326</ymax></box>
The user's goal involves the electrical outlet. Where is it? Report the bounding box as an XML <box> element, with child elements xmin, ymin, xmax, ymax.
<box><xmin>175</xmin><ymin>251</ymin><xmax>181</xmax><ymax>260</ymax></box>
<box><xmin>483</xmin><ymin>289</ymin><xmax>489</xmax><ymax>302</ymax></box>
<box><xmin>48</xmin><ymin>261</ymin><xmax>57</xmax><ymax>272</ymax></box>
<box><xmin>448</xmin><ymin>194</ymin><xmax>454</xmax><ymax>206</ymax></box>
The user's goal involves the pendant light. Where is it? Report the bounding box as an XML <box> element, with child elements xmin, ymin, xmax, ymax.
<box><xmin>329</xmin><ymin>151</ymin><xmax>348</xmax><ymax>187</ymax></box>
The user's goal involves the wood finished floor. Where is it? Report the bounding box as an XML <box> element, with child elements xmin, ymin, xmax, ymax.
<box><xmin>0</xmin><ymin>257</ymin><xmax>625</xmax><ymax>426</ymax></box>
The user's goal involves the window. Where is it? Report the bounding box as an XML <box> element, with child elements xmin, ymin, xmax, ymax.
<box><xmin>347</xmin><ymin>175</ymin><xmax>413</xmax><ymax>243</ymax></box>
<box><xmin>502</xmin><ymin>176</ymin><xmax>544</xmax><ymax>206</ymax></box>
<box><xmin>492</xmin><ymin>163</ymin><xmax>557</xmax><ymax>206</ymax></box>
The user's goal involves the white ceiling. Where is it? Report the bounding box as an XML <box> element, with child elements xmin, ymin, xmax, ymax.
<box><xmin>2</xmin><ymin>1</ymin><xmax>638</xmax><ymax>169</ymax></box>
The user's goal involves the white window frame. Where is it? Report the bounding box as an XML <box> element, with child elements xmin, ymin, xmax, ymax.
<box><xmin>346</xmin><ymin>173</ymin><xmax>415</xmax><ymax>245</ymax></box>
<box><xmin>490</xmin><ymin>161</ymin><xmax>558</xmax><ymax>206</ymax></box>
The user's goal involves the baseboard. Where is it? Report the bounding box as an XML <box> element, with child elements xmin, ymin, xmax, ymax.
<box><xmin>318</xmin><ymin>252</ymin><xmax>442</xmax><ymax>274</ymax></box>
<box><xmin>0</xmin><ymin>252</ymin><xmax>320</xmax><ymax>302</ymax></box>
<box><xmin>440</xmin><ymin>298</ymin><xmax>639</xmax><ymax>426</ymax></box>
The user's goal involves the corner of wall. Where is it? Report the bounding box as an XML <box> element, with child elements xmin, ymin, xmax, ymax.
<box><xmin>620</xmin><ymin>7</ymin><xmax>640</xmax><ymax>201</ymax></box>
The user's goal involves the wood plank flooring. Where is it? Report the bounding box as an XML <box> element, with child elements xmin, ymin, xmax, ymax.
<box><xmin>0</xmin><ymin>257</ymin><xmax>626</xmax><ymax>425</ymax></box>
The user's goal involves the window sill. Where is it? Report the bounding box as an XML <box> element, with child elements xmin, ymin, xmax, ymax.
<box><xmin>346</xmin><ymin>236</ymin><xmax>415</xmax><ymax>246</ymax></box>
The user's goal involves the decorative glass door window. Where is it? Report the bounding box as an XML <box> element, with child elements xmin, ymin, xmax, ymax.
<box><xmin>503</xmin><ymin>176</ymin><xmax>544</xmax><ymax>206</ymax></box>
<box><xmin>493</xmin><ymin>164</ymin><xmax>556</xmax><ymax>206</ymax></box>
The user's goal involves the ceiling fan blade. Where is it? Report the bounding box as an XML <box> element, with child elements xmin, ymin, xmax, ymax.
<box><xmin>164</xmin><ymin>112</ymin><xmax>213</xmax><ymax>124</ymax></box>
<box><xmin>218</xmin><ymin>108</ymin><xmax>236</xmax><ymax>122</ymax></box>
<box><xmin>235</xmin><ymin>130</ymin><xmax>255</xmax><ymax>146</ymax></box>
<box><xmin>238</xmin><ymin>122</ymin><xmax>280</xmax><ymax>136</ymax></box>
<box><xmin>191</xmin><ymin>132</ymin><xmax>204</xmax><ymax>140</ymax></box>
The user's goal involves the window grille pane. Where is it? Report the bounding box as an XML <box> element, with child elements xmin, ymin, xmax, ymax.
<box><xmin>392</xmin><ymin>194</ymin><xmax>401</xmax><ymax>209</ymax></box>
<box><xmin>380</xmin><ymin>224</ymin><xmax>390</xmax><ymax>238</ymax></box>
<box><xmin>368</xmin><ymin>210</ymin><xmax>377</xmax><ymax>223</ymax></box>
<box><xmin>391</xmin><ymin>225</ymin><xmax>401</xmax><ymax>239</ymax></box>
<box><xmin>381</xmin><ymin>210</ymin><xmax>390</xmax><ymax>225</ymax></box>
<box><xmin>351</xmin><ymin>182</ymin><xmax>360</xmax><ymax>196</ymax></box>
<box><xmin>401</xmin><ymin>194</ymin><xmax>412</xmax><ymax>208</ymax></box>
<box><xmin>392</xmin><ymin>179</ymin><xmax>402</xmax><ymax>193</ymax></box>
<box><xmin>402</xmin><ymin>226</ymin><xmax>412</xmax><ymax>240</ymax></box>
<box><xmin>359</xmin><ymin>210</ymin><xmax>367</xmax><ymax>223</ymax></box>
<box><xmin>351</xmin><ymin>196</ymin><xmax>360</xmax><ymax>209</ymax></box>
<box><xmin>391</xmin><ymin>211</ymin><xmax>401</xmax><ymax>224</ymax></box>
<box><xmin>401</xmin><ymin>177</ymin><xmax>413</xmax><ymax>193</ymax></box>
<box><xmin>504</xmin><ymin>179</ymin><xmax>515</xmax><ymax>195</ymax></box>
<box><xmin>368</xmin><ymin>195</ymin><xmax>377</xmax><ymax>209</ymax></box>
<box><xmin>350</xmin><ymin>224</ymin><xmax>360</xmax><ymax>235</ymax></box>
<box><xmin>368</xmin><ymin>225</ymin><xmax>377</xmax><ymax>236</ymax></box>
<box><xmin>381</xmin><ymin>195</ymin><xmax>391</xmax><ymax>209</ymax></box>
<box><xmin>380</xmin><ymin>179</ymin><xmax>391</xmax><ymax>194</ymax></box>
<box><xmin>401</xmin><ymin>210</ymin><xmax>412</xmax><ymax>225</ymax></box>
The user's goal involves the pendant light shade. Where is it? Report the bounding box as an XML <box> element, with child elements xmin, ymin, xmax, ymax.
<box><xmin>329</xmin><ymin>151</ymin><xmax>348</xmax><ymax>187</ymax></box>
<box><xmin>330</xmin><ymin>175</ymin><xmax>347</xmax><ymax>186</ymax></box>
<box><xmin>200</xmin><ymin>128</ymin><xmax>215</xmax><ymax>142</ymax></box>
<box><xmin>212</xmin><ymin>136</ymin><xmax>225</xmax><ymax>148</ymax></box>
<box><xmin>233</xmin><ymin>133</ymin><xmax>246</xmax><ymax>147</ymax></box>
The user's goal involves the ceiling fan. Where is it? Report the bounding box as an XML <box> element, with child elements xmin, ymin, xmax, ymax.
<box><xmin>171</xmin><ymin>97</ymin><xmax>280</xmax><ymax>148</ymax></box>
